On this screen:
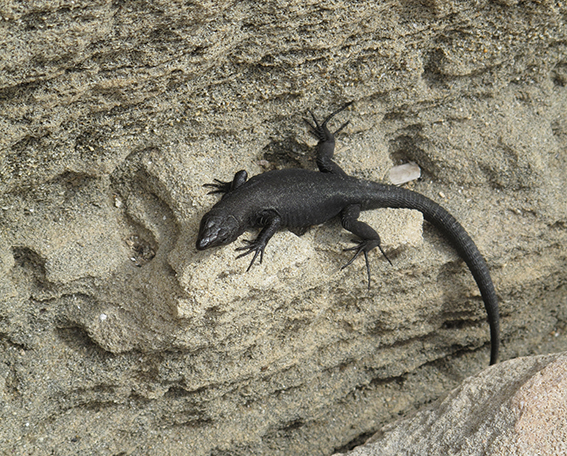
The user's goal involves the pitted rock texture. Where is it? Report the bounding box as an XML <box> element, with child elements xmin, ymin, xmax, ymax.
<box><xmin>338</xmin><ymin>352</ymin><xmax>567</xmax><ymax>456</ymax></box>
<box><xmin>1</xmin><ymin>1</ymin><xmax>566</xmax><ymax>455</ymax></box>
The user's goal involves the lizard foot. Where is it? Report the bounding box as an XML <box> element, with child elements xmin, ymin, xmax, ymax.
<box><xmin>341</xmin><ymin>239</ymin><xmax>392</xmax><ymax>289</ymax></box>
<box><xmin>235</xmin><ymin>239</ymin><xmax>267</xmax><ymax>272</ymax></box>
<box><xmin>203</xmin><ymin>179</ymin><xmax>232</xmax><ymax>195</ymax></box>
<box><xmin>304</xmin><ymin>101</ymin><xmax>354</xmax><ymax>142</ymax></box>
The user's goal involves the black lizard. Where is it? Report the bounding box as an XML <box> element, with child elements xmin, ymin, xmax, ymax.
<box><xmin>196</xmin><ymin>102</ymin><xmax>500</xmax><ymax>365</ymax></box>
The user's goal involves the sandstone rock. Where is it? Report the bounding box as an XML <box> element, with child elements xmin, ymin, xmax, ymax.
<box><xmin>338</xmin><ymin>352</ymin><xmax>567</xmax><ymax>456</ymax></box>
<box><xmin>1</xmin><ymin>1</ymin><xmax>566</xmax><ymax>455</ymax></box>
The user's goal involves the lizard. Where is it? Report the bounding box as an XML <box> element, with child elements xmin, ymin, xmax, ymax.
<box><xmin>196</xmin><ymin>102</ymin><xmax>500</xmax><ymax>365</ymax></box>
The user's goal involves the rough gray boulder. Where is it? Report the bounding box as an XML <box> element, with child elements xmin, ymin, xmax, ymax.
<box><xmin>337</xmin><ymin>352</ymin><xmax>567</xmax><ymax>456</ymax></box>
<box><xmin>1</xmin><ymin>1</ymin><xmax>566</xmax><ymax>455</ymax></box>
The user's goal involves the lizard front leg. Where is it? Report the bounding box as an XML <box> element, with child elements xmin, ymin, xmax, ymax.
<box><xmin>340</xmin><ymin>204</ymin><xmax>392</xmax><ymax>288</ymax></box>
<box><xmin>204</xmin><ymin>170</ymin><xmax>248</xmax><ymax>197</ymax></box>
<box><xmin>235</xmin><ymin>210</ymin><xmax>282</xmax><ymax>271</ymax></box>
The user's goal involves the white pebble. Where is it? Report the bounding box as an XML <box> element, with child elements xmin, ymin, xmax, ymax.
<box><xmin>389</xmin><ymin>162</ymin><xmax>421</xmax><ymax>185</ymax></box>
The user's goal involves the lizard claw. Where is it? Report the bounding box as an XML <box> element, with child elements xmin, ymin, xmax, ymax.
<box><xmin>341</xmin><ymin>239</ymin><xmax>392</xmax><ymax>289</ymax></box>
<box><xmin>235</xmin><ymin>239</ymin><xmax>266</xmax><ymax>272</ymax></box>
<box><xmin>303</xmin><ymin>115</ymin><xmax>329</xmax><ymax>142</ymax></box>
<box><xmin>303</xmin><ymin>101</ymin><xmax>354</xmax><ymax>142</ymax></box>
<box><xmin>203</xmin><ymin>179</ymin><xmax>232</xmax><ymax>195</ymax></box>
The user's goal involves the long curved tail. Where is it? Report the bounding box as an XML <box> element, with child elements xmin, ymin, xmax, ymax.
<box><xmin>366</xmin><ymin>184</ymin><xmax>500</xmax><ymax>364</ymax></box>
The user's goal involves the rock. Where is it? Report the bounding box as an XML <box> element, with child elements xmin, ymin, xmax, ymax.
<box><xmin>338</xmin><ymin>352</ymin><xmax>567</xmax><ymax>456</ymax></box>
<box><xmin>1</xmin><ymin>1</ymin><xmax>566</xmax><ymax>455</ymax></box>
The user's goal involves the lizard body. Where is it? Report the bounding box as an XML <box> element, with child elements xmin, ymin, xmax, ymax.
<box><xmin>196</xmin><ymin>103</ymin><xmax>500</xmax><ymax>365</ymax></box>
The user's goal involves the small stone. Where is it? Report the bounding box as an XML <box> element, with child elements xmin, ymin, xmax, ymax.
<box><xmin>389</xmin><ymin>163</ymin><xmax>421</xmax><ymax>185</ymax></box>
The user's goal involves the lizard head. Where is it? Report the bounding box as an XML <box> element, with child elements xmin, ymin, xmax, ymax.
<box><xmin>196</xmin><ymin>212</ymin><xmax>242</xmax><ymax>250</ymax></box>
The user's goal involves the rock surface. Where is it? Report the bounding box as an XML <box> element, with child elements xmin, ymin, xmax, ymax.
<box><xmin>337</xmin><ymin>352</ymin><xmax>567</xmax><ymax>456</ymax></box>
<box><xmin>1</xmin><ymin>1</ymin><xmax>567</xmax><ymax>455</ymax></box>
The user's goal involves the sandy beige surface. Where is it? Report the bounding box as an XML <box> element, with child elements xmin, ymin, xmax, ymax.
<box><xmin>1</xmin><ymin>1</ymin><xmax>566</xmax><ymax>455</ymax></box>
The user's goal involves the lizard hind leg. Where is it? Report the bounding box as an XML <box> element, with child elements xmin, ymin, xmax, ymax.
<box><xmin>304</xmin><ymin>102</ymin><xmax>354</xmax><ymax>176</ymax></box>
<box><xmin>340</xmin><ymin>204</ymin><xmax>392</xmax><ymax>288</ymax></box>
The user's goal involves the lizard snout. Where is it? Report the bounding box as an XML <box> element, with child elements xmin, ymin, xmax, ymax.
<box><xmin>196</xmin><ymin>213</ymin><xmax>241</xmax><ymax>250</ymax></box>
<box><xmin>196</xmin><ymin>218</ymin><xmax>220</xmax><ymax>250</ymax></box>
<box><xmin>196</xmin><ymin>235</ymin><xmax>213</xmax><ymax>250</ymax></box>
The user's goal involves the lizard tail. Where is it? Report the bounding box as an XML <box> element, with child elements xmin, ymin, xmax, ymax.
<box><xmin>367</xmin><ymin>184</ymin><xmax>500</xmax><ymax>365</ymax></box>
